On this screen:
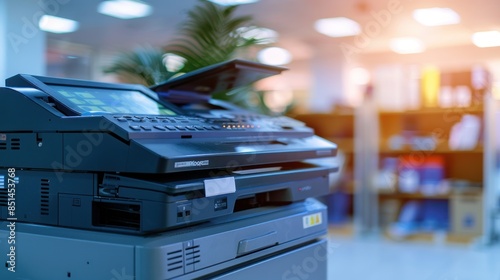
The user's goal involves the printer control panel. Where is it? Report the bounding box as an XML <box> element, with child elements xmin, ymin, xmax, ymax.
<box><xmin>4</xmin><ymin>74</ymin><xmax>311</xmax><ymax>137</ymax></box>
<box><xmin>109</xmin><ymin>113</ymin><xmax>306</xmax><ymax>134</ymax></box>
<box><xmin>112</xmin><ymin>115</ymin><xmax>222</xmax><ymax>132</ymax></box>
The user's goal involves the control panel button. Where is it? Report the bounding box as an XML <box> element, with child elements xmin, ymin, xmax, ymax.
<box><xmin>153</xmin><ymin>125</ymin><xmax>166</xmax><ymax>131</ymax></box>
<box><xmin>140</xmin><ymin>126</ymin><xmax>152</xmax><ymax>131</ymax></box>
<box><xmin>129</xmin><ymin>125</ymin><xmax>141</xmax><ymax>131</ymax></box>
<box><xmin>165</xmin><ymin>126</ymin><xmax>176</xmax><ymax>131</ymax></box>
<box><xmin>116</xmin><ymin>118</ymin><xmax>128</xmax><ymax>122</ymax></box>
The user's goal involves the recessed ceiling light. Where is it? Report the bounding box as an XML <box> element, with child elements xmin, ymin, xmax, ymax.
<box><xmin>413</xmin><ymin>7</ymin><xmax>460</xmax><ymax>26</ymax></box>
<box><xmin>163</xmin><ymin>53</ymin><xmax>186</xmax><ymax>72</ymax></box>
<box><xmin>257</xmin><ymin>47</ymin><xmax>292</xmax><ymax>65</ymax></box>
<box><xmin>38</xmin><ymin>15</ymin><xmax>79</xmax><ymax>34</ymax></box>
<box><xmin>472</xmin><ymin>31</ymin><xmax>500</xmax><ymax>48</ymax></box>
<box><xmin>208</xmin><ymin>0</ymin><xmax>259</xmax><ymax>6</ymax></box>
<box><xmin>314</xmin><ymin>17</ymin><xmax>361</xmax><ymax>38</ymax></box>
<box><xmin>236</xmin><ymin>26</ymin><xmax>278</xmax><ymax>44</ymax></box>
<box><xmin>98</xmin><ymin>0</ymin><xmax>152</xmax><ymax>19</ymax></box>
<box><xmin>390</xmin><ymin>37</ymin><xmax>425</xmax><ymax>54</ymax></box>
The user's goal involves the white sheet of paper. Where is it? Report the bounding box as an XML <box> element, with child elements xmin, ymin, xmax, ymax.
<box><xmin>204</xmin><ymin>177</ymin><xmax>236</xmax><ymax>197</ymax></box>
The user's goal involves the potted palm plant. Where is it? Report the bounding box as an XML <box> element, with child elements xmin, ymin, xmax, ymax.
<box><xmin>104</xmin><ymin>0</ymin><xmax>274</xmax><ymax>112</ymax></box>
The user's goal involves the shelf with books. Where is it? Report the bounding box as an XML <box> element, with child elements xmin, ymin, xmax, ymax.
<box><xmin>375</xmin><ymin>103</ymin><xmax>486</xmax><ymax>240</ymax></box>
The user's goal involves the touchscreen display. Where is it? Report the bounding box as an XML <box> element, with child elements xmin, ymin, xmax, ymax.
<box><xmin>50</xmin><ymin>85</ymin><xmax>177</xmax><ymax>115</ymax></box>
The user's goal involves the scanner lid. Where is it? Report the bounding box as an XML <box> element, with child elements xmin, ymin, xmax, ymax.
<box><xmin>150</xmin><ymin>59</ymin><xmax>287</xmax><ymax>104</ymax></box>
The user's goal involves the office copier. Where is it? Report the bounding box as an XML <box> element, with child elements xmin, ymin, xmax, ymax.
<box><xmin>0</xmin><ymin>60</ymin><xmax>336</xmax><ymax>279</ymax></box>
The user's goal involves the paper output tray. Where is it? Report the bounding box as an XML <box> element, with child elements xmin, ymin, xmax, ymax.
<box><xmin>151</xmin><ymin>59</ymin><xmax>287</xmax><ymax>104</ymax></box>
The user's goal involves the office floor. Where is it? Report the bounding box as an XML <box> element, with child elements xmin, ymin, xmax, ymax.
<box><xmin>327</xmin><ymin>234</ymin><xmax>500</xmax><ymax>280</ymax></box>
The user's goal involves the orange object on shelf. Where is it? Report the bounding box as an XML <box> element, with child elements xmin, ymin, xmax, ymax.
<box><xmin>421</xmin><ymin>66</ymin><xmax>441</xmax><ymax>108</ymax></box>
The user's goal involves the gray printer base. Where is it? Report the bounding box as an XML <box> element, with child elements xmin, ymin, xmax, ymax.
<box><xmin>0</xmin><ymin>199</ymin><xmax>327</xmax><ymax>279</ymax></box>
<box><xmin>208</xmin><ymin>239</ymin><xmax>328</xmax><ymax>280</ymax></box>
<box><xmin>0</xmin><ymin>228</ymin><xmax>327</xmax><ymax>280</ymax></box>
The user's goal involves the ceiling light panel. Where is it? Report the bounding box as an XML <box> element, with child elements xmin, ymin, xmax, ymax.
<box><xmin>315</xmin><ymin>17</ymin><xmax>361</xmax><ymax>38</ymax></box>
<box><xmin>472</xmin><ymin>31</ymin><xmax>500</xmax><ymax>48</ymax></box>
<box><xmin>98</xmin><ymin>0</ymin><xmax>152</xmax><ymax>19</ymax></box>
<box><xmin>208</xmin><ymin>0</ymin><xmax>259</xmax><ymax>6</ymax></box>
<box><xmin>257</xmin><ymin>47</ymin><xmax>292</xmax><ymax>65</ymax></box>
<box><xmin>38</xmin><ymin>15</ymin><xmax>79</xmax><ymax>33</ymax></box>
<box><xmin>413</xmin><ymin>7</ymin><xmax>460</xmax><ymax>27</ymax></box>
<box><xmin>236</xmin><ymin>26</ymin><xmax>278</xmax><ymax>44</ymax></box>
<box><xmin>390</xmin><ymin>37</ymin><xmax>425</xmax><ymax>54</ymax></box>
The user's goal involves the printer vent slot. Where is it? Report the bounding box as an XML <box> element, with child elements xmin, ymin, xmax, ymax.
<box><xmin>0</xmin><ymin>174</ymin><xmax>7</xmax><ymax>207</ymax></box>
<box><xmin>0</xmin><ymin>188</ymin><xmax>7</xmax><ymax>207</ymax></box>
<box><xmin>166</xmin><ymin>249</ymin><xmax>183</xmax><ymax>272</ymax></box>
<box><xmin>185</xmin><ymin>245</ymin><xmax>201</xmax><ymax>266</ymax></box>
<box><xmin>92</xmin><ymin>202</ymin><xmax>141</xmax><ymax>230</ymax></box>
<box><xmin>0</xmin><ymin>142</ymin><xmax>6</xmax><ymax>150</ymax></box>
<box><xmin>40</xmin><ymin>179</ymin><xmax>50</xmax><ymax>216</ymax></box>
<box><xmin>10</xmin><ymin>138</ymin><xmax>21</xmax><ymax>150</ymax></box>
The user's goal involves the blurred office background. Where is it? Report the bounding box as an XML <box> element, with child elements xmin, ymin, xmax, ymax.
<box><xmin>2</xmin><ymin>0</ymin><xmax>500</xmax><ymax>279</ymax></box>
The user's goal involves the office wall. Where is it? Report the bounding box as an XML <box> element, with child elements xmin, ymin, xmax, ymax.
<box><xmin>0</xmin><ymin>0</ymin><xmax>46</xmax><ymax>86</ymax></box>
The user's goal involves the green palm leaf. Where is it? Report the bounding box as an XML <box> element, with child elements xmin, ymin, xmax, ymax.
<box><xmin>103</xmin><ymin>46</ymin><xmax>176</xmax><ymax>86</ymax></box>
<box><xmin>103</xmin><ymin>1</ymin><xmax>277</xmax><ymax>114</ymax></box>
<box><xmin>165</xmin><ymin>0</ymin><xmax>266</xmax><ymax>73</ymax></box>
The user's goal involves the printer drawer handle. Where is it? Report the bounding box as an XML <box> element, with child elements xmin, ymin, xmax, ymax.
<box><xmin>237</xmin><ymin>231</ymin><xmax>278</xmax><ymax>256</ymax></box>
